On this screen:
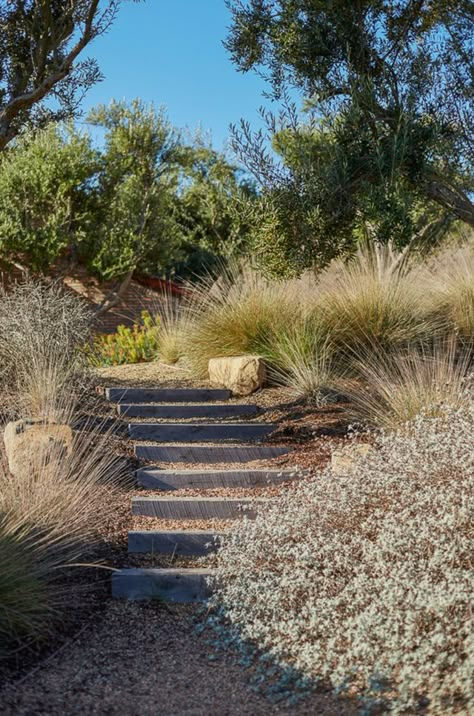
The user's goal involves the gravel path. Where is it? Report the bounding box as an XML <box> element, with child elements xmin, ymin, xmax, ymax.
<box><xmin>0</xmin><ymin>602</ymin><xmax>357</xmax><ymax>716</ymax></box>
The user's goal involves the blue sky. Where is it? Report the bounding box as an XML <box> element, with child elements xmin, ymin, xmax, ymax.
<box><xmin>80</xmin><ymin>0</ymin><xmax>272</xmax><ymax>151</ymax></box>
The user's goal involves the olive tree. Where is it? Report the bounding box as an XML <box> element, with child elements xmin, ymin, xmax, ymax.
<box><xmin>0</xmin><ymin>0</ymin><xmax>139</xmax><ymax>150</ymax></box>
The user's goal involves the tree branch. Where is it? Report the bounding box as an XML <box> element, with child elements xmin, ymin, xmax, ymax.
<box><xmin>424</xmin><ymin>179</ymin><xmax>474</xmax><ymax>228</ymax></box>
<box><xmin>0</xmin><ymin>0</ymin><xmax>101</xmax><ymax>150</ymax></box>
<box><xmin>94</xmin><ymin>268</ymin><xmax>135</xmax><ymax>317</ymax></box>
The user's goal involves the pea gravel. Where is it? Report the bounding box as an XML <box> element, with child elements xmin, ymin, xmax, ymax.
<box><xmin>0</xmin><ymin>602</ymin><xmax>357</xmax><ymax>716</ymax></box>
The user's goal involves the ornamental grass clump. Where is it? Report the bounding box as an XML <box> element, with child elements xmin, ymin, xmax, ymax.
<box><xmin>153</xmin><ymin>294</ymin><xmax>193</xmax><ymax>365</ymax></box>
<box><xmin>0</xmin><ymin>412</ymin><xmax>128</xmax><ymax>655</ymax></box>
<box><xmin>262</xmin><ymin>314</ymin><xmax>339</xmax><ymax>404</ymax></box>
<box><xmin>342</xmin><ymin>339</ymin><xmax>473</xmax><ymax>429</ymax></box>
<box><xmin>0</xmin><ymin>278</ymin><xmax>93</xmax><ymax>421</ymax></box>
<box><xmin>0</xmin><ymin>513</ymin><xmax>52</xmax><ymax>653</ymax></box>
<box><xmin>181</xmin><ymin>265</ymin><xmax>302</xmax><ymax>376</ymax></box>
<box><xmin>211</xmin><ymin>402</ymin><xmax>474</xmax><ymax>714</ymax></box>
<box><xmin>425</xmin><ymin>244</ymin><xmax>474</xmax><ymax>345</ymax></box>
<box><xmin>314</xmin><ymin>243</ymin><xmax>432</xmax><ymax>358</ymax></box>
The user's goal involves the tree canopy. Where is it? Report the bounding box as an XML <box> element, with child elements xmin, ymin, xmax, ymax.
<box><xmin>226</xmin><ymin>0</ymin><xmax>474</xmax><ymax>274</ymax></box>
<box><xmin>0</xmin><ymin>0</ymin><xmax>138</xmax><ymax>150</ymax></box>
<box><xmin>0</xmin><ymin>100</ymin><xmax>255</xmax><ymax>283</ymax></box>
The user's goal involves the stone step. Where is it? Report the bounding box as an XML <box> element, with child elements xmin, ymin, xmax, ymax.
<box><xmin>129</xmin><ymin>422</ymin><xmax>276</xmax><ymax>442</ymax></box>
<box><xmin>106</xmin><ymin>387</ymin><xmax>231</xmax><ymax>404</ymax></box>
<box><xmin>135</xmin><ymin>443</ymin><xmax>291</xmax><ymax>463</ymax></box>
<box><xmin>112</xmin><ymin>568</ymin><xmax>215</xmax><ymax>602</ymax></box>
<box><xmin>128</xmin><ymin>529</ymin><xmax>223</xmax><ymax>555</ymax></box>
<box><xmin>118</xmin><ymin>403</ymin><xmax>259</xmax><ymax>418</ymax></box>
<box><xmin>136</xmin><ymin>467</ymin><xmax>300</xmax><ymax>490</ymax></box>
<box><xmin>132</xmin><ymin>496</ymin><xmax>267</xmax><ymax>520</ymax></box>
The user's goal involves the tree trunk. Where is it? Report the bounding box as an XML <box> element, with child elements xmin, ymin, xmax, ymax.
<box><xmin>424</xmin><ymin>179</ymin><xmax>474</xmax><ymax>228</ymax></box>
<box><xmin>94</xmin><ymin>269</ymin><xmax>135</xmax><ymax>317</ymax></box>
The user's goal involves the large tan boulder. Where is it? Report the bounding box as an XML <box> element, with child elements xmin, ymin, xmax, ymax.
<box><xmin>3</xmin><ymin>419</ymin><xmax>73</xmax><ymax>477</ymax></box>
<box><xmin>208</xmin><ymin>355</ymin><xmax>266</xmax><ymax>396</ymax></box>
<box><xmin>331</xmin><ymin>442</ymin><xmax>372</xmax><ymax>475</ymax></box>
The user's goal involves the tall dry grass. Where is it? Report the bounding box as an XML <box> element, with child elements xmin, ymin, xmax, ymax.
<box><xmin>341</xmin><ymin>339</ymin><xmax>473</xmax><ymax>429</ymax></box>
<box><xmin>424</xmin><ymin>244</ymin><xmax>474</xmax><ymax>344</ymax></box>
<box><xmin>262</xmin><ymin>314</ymin><xmax>339</xmax><ymax>403</ymax></box>
<box><xmin>177</xmin><ymin>246</ymin><xmax>438</xmax><ymax>395</ymax></box>
<box><xmin>314</xmin><ymin>243</ymin><xmax>432</xmax><ymax>356</ymax></box>
<box><xmin>180</xmin><ymin>265</ymin><xmax>303</xmax><ymax>376</ymax></box>
<box><xmin>153</xmin><ymin>293</ymin><xmax>193</xmax><ymax>365</ymax></box>
<box><xmin>0</xmin><ymin>279</ymin><xmax>128</xmax><ymax>655</ymax></box>
<box><xmin>0</xmin><ymin>278</ymin><xmax>93</xmax><ymax>421</ymax></box>
<box><xmin>0</xmin><ymin>411</ymin><xmax>128</xmax><ymax>654</ymax></box>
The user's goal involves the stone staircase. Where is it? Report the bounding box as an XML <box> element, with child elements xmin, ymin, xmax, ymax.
<box><xmin>107</xmin><ymin>386</ymin><xmax>295</xmax><ymax>603</ymax></box>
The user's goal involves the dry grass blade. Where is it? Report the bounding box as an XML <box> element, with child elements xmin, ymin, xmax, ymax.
<box><xmin>0</xmin><ymin>278</ymin><xmax>94</xmax><ymax>421</ymax></box>
<box><xmin>424</xmin><ymin>243</ymin><xmax>474</xmax><ymax>344</ymax></box>
<box><xmin>340</xmin><ymin>339</ymin><xmax>473</xmax><ymax>429</ymax></box>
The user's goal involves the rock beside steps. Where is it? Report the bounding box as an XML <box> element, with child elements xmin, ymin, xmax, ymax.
<box><xmin>108</xmin><ymin>385</ymin><xmax>292</xmax><ymax>602</ymax></box>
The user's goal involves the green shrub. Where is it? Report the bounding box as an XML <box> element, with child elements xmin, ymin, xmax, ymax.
<box><xmin>89</xmin><ymin>310</ymin><xmax>160</xmax><ymax>366</ymax></box>
<box><xmin>211</xmin><ymin>401</ymin><xmax>474</xmax><ymax>714</ymax></box>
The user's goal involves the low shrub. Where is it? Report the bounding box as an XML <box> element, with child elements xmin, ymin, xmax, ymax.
<box><xmin>89</xmin><ymin>310</ymin><xmax>160</xmax><ymax>366</ymax></box>
<box><xmin>211</xmin><ymin>403</ymin><xmax>474</xmax><ymax>714</ymax></box>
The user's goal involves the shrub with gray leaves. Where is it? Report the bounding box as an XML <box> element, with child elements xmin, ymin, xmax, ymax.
<box><xmin>211</xmin><ymin>404</ymin><xmax>474</xmax><ymax>714</ymax></box>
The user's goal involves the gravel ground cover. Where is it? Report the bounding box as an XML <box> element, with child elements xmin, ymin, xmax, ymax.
<box><xmin>0</xmin><ymin>363</ymin><xmax>358</xmax><ymax>715</ymax></box>
<box><xmin>0</xmin><ymin>602</ymin><xmax>358</xmax><ymax>716</ymax></box>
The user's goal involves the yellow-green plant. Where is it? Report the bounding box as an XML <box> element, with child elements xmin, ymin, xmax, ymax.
<box><xmin>89</xmin><ymin>310</ymin><xmax>160</xmax><ymax>366</ymax></box>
